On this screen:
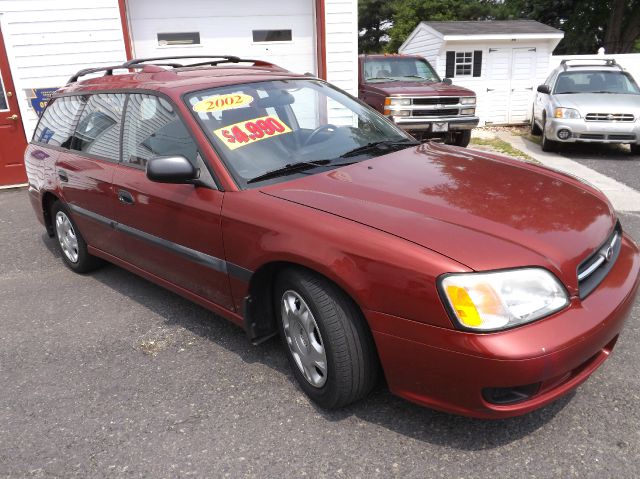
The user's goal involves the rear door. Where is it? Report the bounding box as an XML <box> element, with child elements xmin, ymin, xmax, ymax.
<box><xmin>56</xmin><ymin>93</ymin><xmax>124</xmax><ymax>253</ymax></box>
<box><xmin>111</xmin><ymin>93</ymin><xmax>233</xmax><ymax>310</ymax></box>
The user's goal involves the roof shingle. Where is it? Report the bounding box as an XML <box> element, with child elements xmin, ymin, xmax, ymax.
<box><xmin>422</xmin><ymin>20</ymin><xmax>562</xmax><ymax>36</ymax></box>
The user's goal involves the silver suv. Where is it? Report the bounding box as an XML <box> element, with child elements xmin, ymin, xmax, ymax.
<box><xmin>531</xmin><ymin>59</ymin><xmax>640</xmax><ymax>154</ymax></box>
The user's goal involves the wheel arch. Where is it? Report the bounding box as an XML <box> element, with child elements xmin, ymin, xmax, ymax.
<box><xmin>41</xmin><ymin>191</ymin><xmax>60</xmax><ymax>237</ymax></box>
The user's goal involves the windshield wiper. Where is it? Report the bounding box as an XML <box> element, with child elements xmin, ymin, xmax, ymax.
<box><xmin>401</xmin><ymin>75</ymin><xmax>432</xmax><ymax>80</ymax></box>
<box><xmin>246</xmin><ymin>160</ymin><xmax>331</xmax><ymax>184</ymax></box>
<box><xmin>366</xmin><ymin>77</ymin><xmax>398</xmax><ymax>82</ymax></box>
<box><xmin>339</xmin><ymin>139</ymin><xmax>419</xmax><ymax>159</ymax></box>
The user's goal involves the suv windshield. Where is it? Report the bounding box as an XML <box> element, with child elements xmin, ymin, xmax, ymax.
<box><xmin>554</xmin><ymin>71</ymin><xmax>640</xmax><ymax>94</ymax></box>
<box><xmin>363</xmin><ymin>57</ymin><xmax>440</xmax><ymax>83</ymax></box>
<box><xmin>186</xmin><ymin>79</ymin><xmax>415</xmax><ymax>187</ymax></box>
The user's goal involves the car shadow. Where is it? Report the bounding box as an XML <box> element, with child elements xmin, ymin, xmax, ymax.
<box><xmin>41</xmin><ymin>234</ymin><xmax>573</xmax><ymax>450</ymax></box>
<box><xmin>555</xmin><ymin>142</ymin><xmax>636</xmax><ymax>159</ymax></box>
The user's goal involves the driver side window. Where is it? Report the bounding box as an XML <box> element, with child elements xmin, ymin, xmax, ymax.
<box><xmin>122</xmin><ymin>94</ymin><xmax>199</xmax><ymax>169</ymax></box>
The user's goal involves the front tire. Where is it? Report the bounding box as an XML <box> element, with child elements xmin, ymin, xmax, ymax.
<box><xmin>630</xmin><ymin>144</ymin><xmax>640</xmax><ymax>155</ymax></box>
<box><xmin>275</xmin><ymin>268</ymin><xmax>378</xmax><ymax>409</ymax></box>
<box><xmin>540</xmin><ymin>114</ymin><xmax>558</xmax><ymax>152</ymax></box>
<box><xmin>530</xmin><ymin>109</ymin><xmax>542</xmax><ymax>135</ymax></box>
<box><xmin>446</xmin><ymin>130</ymin><xmax>471</xmax><ymax>147</ymax></box>
<box><xmin>51</xmin><ymin>201</ymin><xmax>104</xmax><ymax>273</ymax></box>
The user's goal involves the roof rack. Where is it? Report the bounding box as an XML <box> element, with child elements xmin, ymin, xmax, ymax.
<box><xmin>67</xmin><ymin>55</ymin><xmax>281</xmax><ymax>84</ymax></box>
<box><xmin>561</xmin><ymin>58</ymin><xmax>623</xmax><ymax>71</ymax></box>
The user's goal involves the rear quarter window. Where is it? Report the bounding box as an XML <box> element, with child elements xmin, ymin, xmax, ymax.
<box><xmin>33</xmin><ymin>96</ymin><xmax>86</xmax><ymax>147</ymax></box>
<box><xmin>70</xmin><ymin>93</ymin><xmax>125</xmax><ymax>161</ymax></box>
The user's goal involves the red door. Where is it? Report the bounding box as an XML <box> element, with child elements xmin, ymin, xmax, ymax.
<box><xmin>0</xmin><ymin>26</ymin><xmax>27</xmax><ymax>186</ymax></box>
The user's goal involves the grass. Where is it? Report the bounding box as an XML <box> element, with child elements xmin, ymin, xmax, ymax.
<box><xmin>470</xmin><ymin>137</ymin><xmax>540</xmax><ymax>164</ymax></box>
<box><xmin>510</xmin><ymin>126</ymin><xmax>542</xmax><ymax>145</ymax></box>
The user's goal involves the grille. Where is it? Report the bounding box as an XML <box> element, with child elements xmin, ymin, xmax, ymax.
<box><xmin>608</xmin><ymin>134</ymin><xmax>636</xmax><ymax>140</ymax></box>
<box><xmin>412</xmin><ymin>108</ymin><xmax>459</xmax><ymax>117</ymax></box>
<box><xmin>579</xmin><ymin>134</ymin><xmax>605</xmax><ymax>140</ymax></box>
<box><xmin>585</xmin><ymin>113</ymin><xmax>634</xmax><ymax>122</ymax></box>
<box><xmin>577</xmin><ymin>223</ymin><xmax>622</xmax><ymax>299</ymax></box>
<box><xmin>413</xmin><ymin>97</ymin><xmax>459</xmax><ymax>106</ymax></box>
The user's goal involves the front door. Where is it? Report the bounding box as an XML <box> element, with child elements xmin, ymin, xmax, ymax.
<box><xmin>0</xmin><ymin>25</ymin><xmax>28</xmax><ymax>186</ymax></box>
<box><xmin>111</xmin><ymin>93</ymin><xmax>233</xmax><ymax>310</ymax></box>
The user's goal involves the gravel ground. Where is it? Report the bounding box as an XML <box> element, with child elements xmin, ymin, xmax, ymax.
<box><xmin>1</xmin><ymin>187</ymin><xmax>639</xmax><ymax>478</ymax></box>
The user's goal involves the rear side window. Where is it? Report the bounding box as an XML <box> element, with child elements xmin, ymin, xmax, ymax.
<box><xmin>33</xmin><ymin>96</ymin><xmax>86</xmax><ymax>147</ymax></box>
<box><xmin>122</xmin><ymin>94</ymin><xmax>199</xmax><ymax>169</ymax></box>
<box><xmin>71</xmin><ymin>93</ymin><xmax>125</xmax><ymax>161</ymax></box>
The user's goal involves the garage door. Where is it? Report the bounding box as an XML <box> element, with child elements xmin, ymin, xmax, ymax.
<box><xmin>127</xmin><ymin>0</ymin><xmax>317</xmax><ymax>75</ymax></box>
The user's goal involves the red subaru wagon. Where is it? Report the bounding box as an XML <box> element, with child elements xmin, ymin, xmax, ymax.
<box><xmin>25</xmin><ymin>55</ymin><xmax>640</xmax><ymax>418</ymax></box>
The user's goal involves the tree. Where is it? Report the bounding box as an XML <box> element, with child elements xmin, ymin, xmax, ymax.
<box><xmin>358</xmin><ymin>0</ymin><xmax>394</xmax><ymax>53</ymax></box>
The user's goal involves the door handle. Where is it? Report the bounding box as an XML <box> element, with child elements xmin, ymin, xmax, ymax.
<box><xmin>6</xmin><ymin>114</ymin><xmax>18</xmax><ymax>121</ymax></box>
<box><xmin>118</xmin><ymin>189</ymin><xmax>135</xmax><ymax>205</ymax></box>
<box><xmin>57</xmin><ymin>170</ymin><xmax>69</xmax><ymax>182</ymax></box>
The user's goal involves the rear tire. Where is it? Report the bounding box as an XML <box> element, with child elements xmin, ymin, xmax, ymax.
<box><xmin>446</xmin><ymin>130</ymin><xmax>471</xmax><ymax>147</ymax></box>
<box><xmin>275</xmin><ymin>268</ymin><xmax>379</xmax><ymax>409</ymax></box>
<box><xmin>51</xmin><ymin>201</ymin><xmax>104</xmax><ymax>274</ymax></box>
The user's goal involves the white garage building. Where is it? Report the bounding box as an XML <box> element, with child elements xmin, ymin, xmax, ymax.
<box><xmin>0</xmin><ymin>0</ymin><xmax>357</xmax><ymax>186</ymax></box>
<box><xmin>399</xmin><ymin>20</ymin><xmax>564</xmax><ymax>125</ymax></box>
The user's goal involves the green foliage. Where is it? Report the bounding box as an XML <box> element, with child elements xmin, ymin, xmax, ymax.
<box><xmin>359</xmin><ymin>0</ymin><xmax>640</xmax><ymax>55</ymax></box>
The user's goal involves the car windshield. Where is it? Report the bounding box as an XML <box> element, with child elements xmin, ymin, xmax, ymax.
<box><xmin>554</xmin><ymin>71</ymin><xmax>640</xmax><ymax>94</ymax></box>
<box><xmin>186</xmin><ymin>79</ymin><xmax>415</xmax><ymax>188</ymax></box>
<box><xmin>363</xmin><ymin>57</ymin><xmax>440</xmax><ymax>83</ymax></box>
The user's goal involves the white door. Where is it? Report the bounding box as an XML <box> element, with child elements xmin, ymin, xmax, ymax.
<box><xmin>509</xmin><ymin>47</ymin><xmax>537</xmax><ymax>123</ymax></box>
<box><xmin>485</xmin><ymin>48</ymin><xmax>511</xmax><ymax>124</ymax></box>
<box><xmin>484</xmin><ymin>46</ymin><xmax>537</xmax><ymax>124</ymax></box>
<box><xmin>127</xmin><ymin>0</ymin><xmax>317</xmax><ymax>75</ymax></box>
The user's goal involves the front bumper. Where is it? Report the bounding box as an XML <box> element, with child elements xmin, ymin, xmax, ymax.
<box><xmin>393</xmin><ymin>116</ymin><xmax>479</xmax><ymax>132</ymax></box>
<box><xmin>367</xmin><ymin>234</ymin><xmax>640</xmax><ymax>418</ymax></box>
<box><xmin>547</xmin><ymin>117</ymin><xmax>640</xmax><ymax>144</ymax></box>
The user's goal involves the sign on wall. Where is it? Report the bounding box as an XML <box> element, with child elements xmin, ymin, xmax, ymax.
<box><xmin>24</xmin><ymin>88</ymin><xmax>59</xmax><ymax>116</ymax></box>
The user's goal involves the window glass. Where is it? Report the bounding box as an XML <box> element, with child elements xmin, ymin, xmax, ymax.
<box><xmin>70</xmin><ymin>93</ymin><xmax>125</xmax><ymax>161</ymax></box>
<box><xmin>122</xmin><ymin>94</ymin><xmax>199</xmax><ymax>169</ymax></box>
<box><xmin>33</xmin><ymin>96</ymin><xmax>86</xmax><ymax>147</ymax></box>
<box><xmin>158</xmin><ymin>32</ymin><xmax>200</xmax><ymax>46</ymax></box>
<box><xmin>252</xmin><ymin>30</ymin><xmax>292</xmax><ymax>42</ymax></box>
<box><xmin>187</xmin><ymin>79</ymin><xmax>414</xmax><ymax>188</ymax></box>
<box><xmin>455</xmin><ymin>52</ymin><xmax>473</xmax><ymax>76</ymax></box>
<box><xmin>554</xmin><ymin>71</ymin><xmax>640</xmax><ymax>94</ymax></box>
<box><xmin>363</xmin><ymin>57</ymin><xmax>440</xmax><ymax>83</ymax></box>
<box><xmin>0</xmin><ymin>71</ymin><xmax>7</xmax><ymax>111</ymax></box>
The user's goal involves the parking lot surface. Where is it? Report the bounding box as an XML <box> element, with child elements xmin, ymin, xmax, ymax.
<box><xmin>1</xmin><ymin>187</ymin><xmax>639</xmax><ymax>478</ymax></box>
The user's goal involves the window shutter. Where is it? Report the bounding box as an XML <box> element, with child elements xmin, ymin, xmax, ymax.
<box><xmin>445</xmin><ymin>51</ymin><xmax>455</xmax><ymax>78</ymax></box>
<box><xmin>473</xmin><ymin>50</ymin><xmax>482</xmax><ymax>77</ymax></box>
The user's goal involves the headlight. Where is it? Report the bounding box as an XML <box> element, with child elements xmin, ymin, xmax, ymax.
<box><xmin>554</xmin><ymin>107</ymin><xmax>580</xmax><ymax>119</ymax></box>
<box><xmin>439</xmin><ymin>268</ymin><xmax>569</xmax><ymax>332</ymax></box>
<box><xmin>460</xmin><ymin>97</ymin><xmax>476</xmax><ymax>105</ymax></box>
<box><xmin>461</xmin><ymin>108</ymin><xmax>475</xmax><ymax>115</ymax></box>
<box><xmin>385</xmin><ymin>97</ymin><xmax>411</xmax><ymax>107</ymax></box>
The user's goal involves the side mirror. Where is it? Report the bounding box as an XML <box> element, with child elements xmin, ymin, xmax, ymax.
<box><xmin>537</xmin><ymin>84</ymin><xmax>551</xmax><ymax>94</ymax></box>
<box><xmin>442</xmin><ymin>78</ymin><xmax>453</xmax><ymax>85</ymax></box>
<box><xmin>146</xmin><ymin>156</ymin><xmax>198</xmax><ymax>184</ymax></box>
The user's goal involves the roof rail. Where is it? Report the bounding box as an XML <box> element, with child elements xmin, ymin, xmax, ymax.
<box><xmin>68</xmin><ymin>55</ymin><xmax>281</xmax><ymax>84</ymax></box>
<box><xmin>560</xmin><ymin>58</ymin><xmax>622</xmax><ymax>71</ymax></box>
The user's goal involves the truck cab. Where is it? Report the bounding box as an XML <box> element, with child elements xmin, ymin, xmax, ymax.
<box><xmin>358</xmin><ymin>54</ymin><xmax>479</xmax><ymax>146</ymax></box>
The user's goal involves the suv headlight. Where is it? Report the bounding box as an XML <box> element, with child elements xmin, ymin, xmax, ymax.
<box><xmin>460</xmin><ymin>97</ymin><xmax>476</xmax><ymax>105</ymax></box>
<box><xmin>554</xmin><ymin>107</ymin><xmax>580</xmax><ymax>119</ymax></box>
<box><xmin>439</xmin><ymin>268</ymin><xmax>569</xmax><ymax>332</ymax></box>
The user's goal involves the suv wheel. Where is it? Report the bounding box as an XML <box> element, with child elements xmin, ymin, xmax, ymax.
<box><xmin>540</xmin><ymin>115</ymin><xmax>558</xmax><ymax>153</ymax></box>
<box><xmin>446</xmin><ymin>130</ymin><xmax>471</xmax><ymax>148</ymax></box>
<box><xmin>630</xmin><ymin>144</ymin><xmax>640</xmax><ymax>155</ymax></box>
<box><xmin>275</xmin><ymin>268</ymin><xmax>379</xmax><ymax>409</ymax></box>
<box><xmin>530</xmin><ymin>109</ymin><xmax>542</xmax><ymax>135</ymax></box>
<box><xmin>51</xmin><ymin>201</ymin><xmax>104</xmax><ymax>273</ymax></box>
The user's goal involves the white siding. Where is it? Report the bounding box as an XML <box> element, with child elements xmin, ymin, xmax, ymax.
<box><xmin>0</xmin><ymin>0</ymin><xmax>128</xmax><ymax>137</ymax></box>
<box><xmin>324</xmin><ymin>0</ymin><xmax>357</xmax><ymax>96</ymax></box>
<box><xmin>398</xmin><ymin>25</ymin><xmax>443</xmax><ymax>66</ymax></box>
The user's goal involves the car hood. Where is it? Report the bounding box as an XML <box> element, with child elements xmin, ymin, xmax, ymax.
<box><xmin>365</xmin><ymin>80</ymin><xmax>475</xmax><ymax>97</ymax></box>
<box><xmin>261</xmin><ymin>143</ymin><xmax>616</xmax><ymax>294</ymax></box>
<box><xmin>555</xmin><ymin>93</ymin><xmax>640</xmax><ymax>114</ymax></box>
